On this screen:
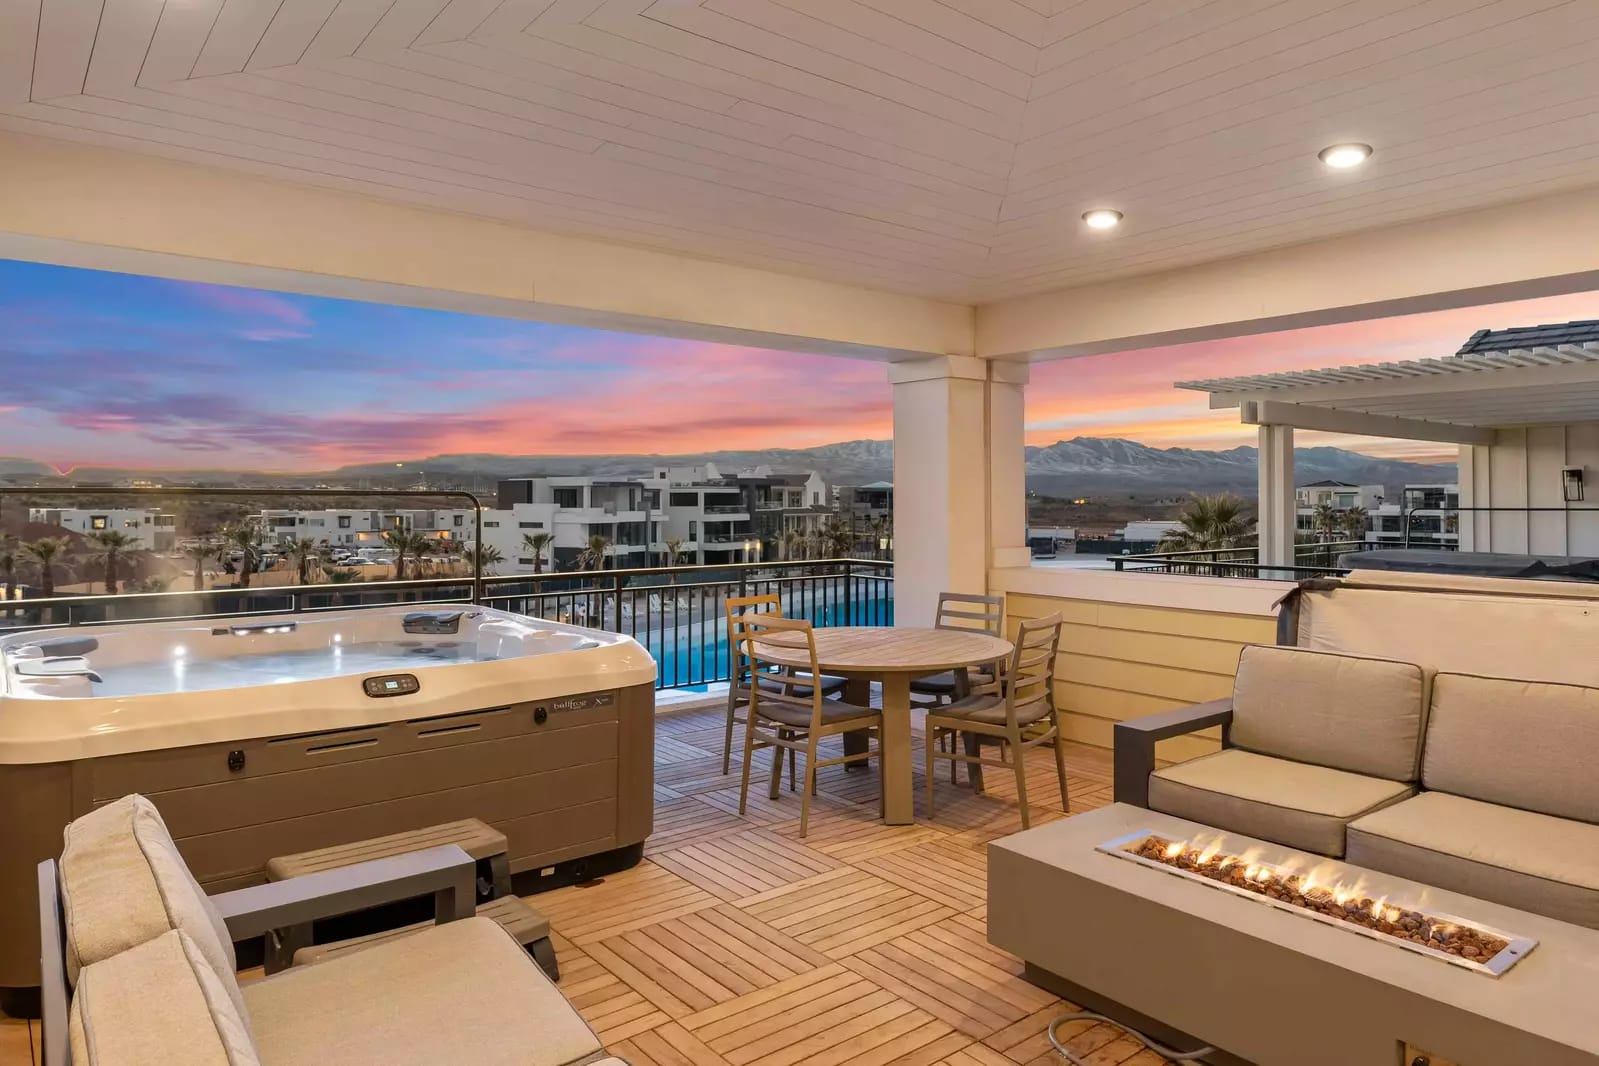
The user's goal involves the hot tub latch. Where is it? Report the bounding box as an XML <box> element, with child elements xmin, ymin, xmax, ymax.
<box><xmin>227</xmin><ymin>750</ymin><xmax>246</xmax><ymax>773</ymax></box>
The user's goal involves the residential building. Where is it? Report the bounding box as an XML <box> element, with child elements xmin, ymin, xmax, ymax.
<box><xmin>1368</xmin><ymin>484</ymin><xmax>1461</xmax><ymax>549</ymax></box>
<box><xmin>257</xmin><ymin>509</ymin><xmax>473</xmax><ymax>548</ymax></box>
<box><xmin>495</xmin><ymin>477</ymin><xmax>656</xmax><ymax>569</ymax></box>
<box><xmin>836</xmin><ymin>483</ymin><xmax>893</xmax><ymax>522</ymax></box>
<box><xmin>724</xmin><ymin>468</ymin><xmax>831</xmax><ymax>557</ymax></box>
<box><xmin>27</xmin><ymin>508</ymin><xmax>177</xmax><ymax>551</ymax></box>
<box><xmin>1294</xmin><ymin>481</ymin><xmax>1385</xmax><ymax>537</ymax></box>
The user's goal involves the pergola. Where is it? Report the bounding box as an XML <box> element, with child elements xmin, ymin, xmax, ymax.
<box><xmin>1179</xmin><ymin>323</ymin><xmax>1599</xmax><ymax>565</ymax></box>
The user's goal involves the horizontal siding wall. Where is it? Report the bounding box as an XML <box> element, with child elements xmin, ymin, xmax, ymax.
<box><xmin>1006</xmin><ymin>592</ymin><xmax>1276</xmax><ymax>764</ymax></box>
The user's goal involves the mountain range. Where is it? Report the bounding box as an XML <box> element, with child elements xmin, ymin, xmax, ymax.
<box><xmin>3</xmin><ymin>437</ymin><xmax>1456</xmax><ymax>497</ymax></box>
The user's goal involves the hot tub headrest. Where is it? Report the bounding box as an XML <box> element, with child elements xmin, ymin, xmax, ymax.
<box><xmin>28</xmin><ymin>636</ymin><xmax>100</xmax><ymax>658</ymax></box>
<box><xmin>403</xmin><ymin>611</ymin><xmax>467</xmax><ymax>635</ymax></box>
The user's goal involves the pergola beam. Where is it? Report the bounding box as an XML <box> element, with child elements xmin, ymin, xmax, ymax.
<box><xmin>1241</xmin><ymin>400</ymin><xmax>1495</xmax><ymax>446</ymax></box>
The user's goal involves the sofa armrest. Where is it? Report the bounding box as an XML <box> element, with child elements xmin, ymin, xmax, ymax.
<box><xmin>211</xmin><ymin>844</ymin><xmax>476</xmax><ymax>943</ymax></box>
<box><xmin>1113</xmin><ymin>699</ymin><xmax>1233</xmax><ymax>808</ymax></box>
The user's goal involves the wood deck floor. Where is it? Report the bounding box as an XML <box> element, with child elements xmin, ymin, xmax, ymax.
<box><xmin>0</xmin><ymin>703</ymin><xmax>1172</xmax><ymax>1066</ymax></box>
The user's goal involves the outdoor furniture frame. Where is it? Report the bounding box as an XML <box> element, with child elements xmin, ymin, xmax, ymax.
<box><xmin>738</xmin><ymin>614</ymin><xmax>883</xmax><ymax>836</ymax></box>
<box><xmin>37</xmin><ymin>844</ymin><xmax>476</xmax><ymax>1066</ymax></box>
<box><xmin>1112</xmin><ymin>698</ymin><xmax>1233</xmax><ymax>808</ymax></box>
<box><xmin>721</xmin><ymin>593</ymin><xmax>845</xmax><ymax>782</ymax></box>
<box><xmin>925</xmin><ymin>614</ymin><xmax>1068</xmax><ymax>828</ymax></box>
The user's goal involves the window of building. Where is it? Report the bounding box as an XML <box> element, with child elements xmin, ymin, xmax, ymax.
<box><xmin>553</xmin><ymin>488</ymin><xmax>582</xmax><ymax>508</ymax></box>
<box><xmin>688</xmin><ymin>521</ymin><xmax>697</xmax><ymax>540</ymax></box>
<box><xmin>90</xmin><ymin>515</ymin><xmax>108</xmax><ymax>530</ymax></box>
<box><xmin>338</xmin><ymin>516</ymin><xmax>352</xmax><ymax>529</ymax></box>
<box><xmin>483</xmin><ymin>520</ymin><xmax>500</xmax><ymax>528</ymax></box>
<box><xmin>518</xmin><ymin>521</ymin><xmax>543</xmax><ymax>529</ymax></box>
<box><xmin>518</xmin><ymin>557</ymin><xmax>533</xmax><ymax>566</ymax></box>
<box><xmin>669</xmin><ymin>492</ymin><xmax>698</xmax><ymax>507</ymax></box>
<box><xmin>453</xmin><ymin>514</ymin><xmax>464</xmax><ymax>526</ymax></box>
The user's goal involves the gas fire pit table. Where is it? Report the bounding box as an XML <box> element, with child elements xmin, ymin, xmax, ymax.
<box><xmin>988</xmin><ymin>803</ymin><xmax>1599</xmax><ymax>1066</ymax></box>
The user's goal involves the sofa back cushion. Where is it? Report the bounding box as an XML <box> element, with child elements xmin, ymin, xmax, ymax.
<box><xmin>1231</xmin><ymin>645</ymin><xmax>1428</xmax><ymax>781</ymax></box>
<box><xmin>60</xmin><ymin>795</ymin><xmax>248</xmax><ymax>1023</ymax></box>
<box><xmin>70</xmin><ymin>930</ymin><xmax>259</xmax><ymax>1066</ymax></box>
<box><xmin>1424</xmin><ymin>673</ymin><xmax>1599</xmax><ymax>823</ymax></box>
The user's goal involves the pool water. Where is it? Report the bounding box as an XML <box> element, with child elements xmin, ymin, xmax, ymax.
<box><xmin>92</xmin><ymin>642</ymin><xmax>489</xmax><ymax>698</ymax></box>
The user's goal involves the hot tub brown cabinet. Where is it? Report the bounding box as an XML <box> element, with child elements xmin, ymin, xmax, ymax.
<box><xmin>0</xmin><ymin>683</ymin><xmax>654</xmax><ymax>999</ymax></box>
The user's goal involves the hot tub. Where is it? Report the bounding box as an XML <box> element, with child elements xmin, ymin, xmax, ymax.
<box><xmin>0</xmin><ymin>607</ymin><xmax>656</xmax><ymax>996</ymax></box>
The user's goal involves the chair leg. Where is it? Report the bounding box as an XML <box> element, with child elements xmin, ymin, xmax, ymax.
<box><xmin>1050</xmin><ymin>725</ymin><xmax>1070</xmax><ymax>812</ymax></box>
<box><xmin>924</xmin><ymin>725</ymin><xmax>936</xmax><ymax>819</ymax></box>
<box><xmin>799</xmin><ymin>737</ymin><xmax>819</xmax><ymax>838</ymax></box>
<box><xmin>1009</xmin><ymin>726</ymin><xmax>1031</xmax><ymax>830</ymax></box>
<box><xmin>737</xmin><ymin>714</ymin><xmax>758</xmax><ymax>815</ymax></box>
<box><xmin>722</xmin><ymin>694</ymin><xmax>737</xmax><ymax>775</ymax></box>
<box><xmin>949</xmin><ymin>730</ymin><xmax>959</xmax><ymax>784</ymax></box>
<box><xmin>788</xmin><ymin>732</ymin><xmax>797</xmax><ymax>792</ymax></box>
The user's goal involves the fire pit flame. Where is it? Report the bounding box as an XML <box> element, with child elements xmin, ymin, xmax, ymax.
<box><xmin>1098</xmin><ymin>832</ymin><xmax>1537</xmax><ymax>977</ymax></box>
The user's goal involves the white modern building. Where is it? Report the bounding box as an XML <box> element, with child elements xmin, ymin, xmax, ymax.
<box><xmin>257</xmin><ymin>509</ymin><xmax>474</xmax><ymax>548</ymax></box>
<box><xmin>28</xmin><ymin>508</ymin><xmax>177</xmax><ymax>551</ymax></box>
<box><xmin>1293</xmin><ymin>481</ymin><xmax>1385</xmax><ymax>537</ymax></box>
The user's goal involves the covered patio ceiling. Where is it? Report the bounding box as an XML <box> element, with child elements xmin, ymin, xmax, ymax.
<box><xmin>1178</xmin><ymin>337</ymin><xmax>1599</xmax><ymax>446</ymax></box>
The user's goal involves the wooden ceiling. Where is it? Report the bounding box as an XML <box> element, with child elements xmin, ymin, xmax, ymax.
<box><xmin>5</xmin><ymin>0</ymin><xmax>1599</xmax><ymax>303</ymax></box>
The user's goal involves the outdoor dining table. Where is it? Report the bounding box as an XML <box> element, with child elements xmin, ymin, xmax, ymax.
<box><xmin>752</xmin><ymin>626</ymin><xmax>1013</xmax><ymax>825</ymax></box>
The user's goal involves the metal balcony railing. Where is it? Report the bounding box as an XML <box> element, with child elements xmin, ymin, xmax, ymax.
<box><xmin>0</xmin><ymin>558</ymin><xmax>894</xmax><ymax>691</ymax></box>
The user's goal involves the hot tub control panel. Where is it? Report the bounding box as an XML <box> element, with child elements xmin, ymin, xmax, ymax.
<box><xmin>362</xmin><ymin>673</ymin><xmax>420</xmax><ymax>698</ymax></box>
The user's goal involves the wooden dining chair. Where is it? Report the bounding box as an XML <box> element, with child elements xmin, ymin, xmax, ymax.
<box><xmin>910</xmin><ymin>592</ymin><xmax>1005</xmax><ymax>703</ymax></box>
<box><xmin>924</xmin><ymin>613</ymin><xmax>1067</xmax><ymax>828</ymax></box>
<box><xmin>722</xmin><ymin>594</ymin><xmax>846</xmax><ymax>779</ymax></box>
<box><xmin>738</xmin><ymin>614</ymin><xmax>883</xmax><ymax>837</ymax></box>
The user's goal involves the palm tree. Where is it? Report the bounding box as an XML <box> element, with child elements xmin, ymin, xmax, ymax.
<box><xmin>1159</xmin><ymin>494</ymin><xmax>1254</xmax><ymax>552</ymax></box>
<box><xmin>23</xmin><ymin>538</ymin><xmax>67</xmax><ymax>599</ymax></box>
<box><xmin>86</xmin><ymin>530</ymin><xmax>139</xmax><ymax>595</ymax></box>
<box><xmin>0</xmin><ymin>536</ymin><xmax>19</xmax><ymax>617</ymax></box>
<box><xmin>584</xmin><ymin>534</ymin><xmax>612</xmax><ymax>571</ymax></box>
<box><xmin>382</xmin><ymin>528</ymin><xmax>432</xmax><ymax>581</ymax></box>
<box><xmin>780</xmin><ymin>529</ymin><xmax>802</xmax><ymax>562</ymax></box>
<box><xmin>284</xmin><ymin>537</ymin><xmax>319</xmax><ymax>586</ymax></box>
<box><xmin>1311</xmin><ymin>503</ymin><xmax>1341</xmax><ymax>542</ymax></box>
<box><xmin>1340</xmin><ymin>506</ymin><xmax>1369</xmax><ymax>542</ymax></box>
<box><xmin>822</xmin><ymin>518</ymin><xmax>854</xmax><ymax>558</ymax></box>
<box><xmin>324</xmin><ymin>568</ymin><xmax>362</xmax><ymax>583</ymax></box>
<box><xmin>184</xmin><ymin>539</ymin><xmax>218</xmax><ymax>592</ymax></box>
<box><xmin>222</xmin><ymin>522</ymin><xmax>262</xmax><ymax>588</ymax></box>
<box><xmin>521</xmin><ymin>532</ymin><xmax>555</xmax><ymax>574</ymax></box>
<box><xmin>464</xmin><ymin>544</ymin><xmax>503</xmax><ymax>577</ymax></box>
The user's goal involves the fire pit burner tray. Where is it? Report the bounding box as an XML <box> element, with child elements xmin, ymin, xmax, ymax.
<box><xmin>1097</xmin><ymin>829</ymin><xmax>1538</xmax><ymax>977</ymax></box>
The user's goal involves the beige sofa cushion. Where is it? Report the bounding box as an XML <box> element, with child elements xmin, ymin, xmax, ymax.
<box><xmin>1149</xmin><ymin>749</ymin><xmax>1413</xmax><ymax>857</ymax></box>
<box><xmin>70</xmin><ymin>930</ymin><xmax>259</xmax><ymax>1066</ymax></box>
<box><xmin>1424</xmin><ymin>673</ymin><xmax>1599</xmax><ymax>823</ymax></box>
<box><xmin>1349</xmin><ymin>791</ymin><xmax>1599</xmax><ymax>929</ymax></box>
<box><xmin>60</xmin><ymin>794</ymin><xmax>247</xmax><ymax>1022</ymax></box>
<box><xmin>245</xmin><ymin>916</ymin><xmax>604</xmax><ymax>1066</ymax></box>
<box><xmin>1231</xmin><ymin>645</ymin><xmax>1428</xmax><ymax>781</ymax></box>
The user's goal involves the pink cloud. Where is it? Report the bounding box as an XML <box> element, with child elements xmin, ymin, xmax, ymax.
<box><xmin>186</xmin><ymin>284</ymin><xmax>311</xmax><ymax>326</ymax></box>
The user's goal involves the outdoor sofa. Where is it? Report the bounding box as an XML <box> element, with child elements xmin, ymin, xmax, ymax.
<box><xmin>1116</xmin><ymin>644</ymin><xmax>1599</xmax><ymax>929</ymax></box>
<box><xmin>37</xmin><ymin>794</ymin><xmax>625</xmax><ymax>1066</ymax></box>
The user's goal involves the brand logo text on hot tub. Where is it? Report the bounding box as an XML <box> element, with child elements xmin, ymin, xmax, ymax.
<box><xmin>550</xmin><ymin>693</ymin><xmax>617</xmax><ymax>713</ymax></box>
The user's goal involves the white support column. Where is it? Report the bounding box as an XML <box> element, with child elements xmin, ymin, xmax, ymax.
<box><xmin>890</xmin><ymin>355</ymin><xmax>990</xmax><ymax>627</ymax></box>
<box><xmin>988</xmin><ymin>361</ymin><xmax>1032</xmax><ymax>571</ymax></box>
<box><xmin>1257</xmin><ymin>424</ymin><xmax>1295</xmax><ymax>569</ymax></box>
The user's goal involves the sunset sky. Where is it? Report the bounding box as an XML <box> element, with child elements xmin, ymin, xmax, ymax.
<box><xmin>4</xmin><ymin>257</ymin><xmax>1598</xmax><ymax>472</ymax></box>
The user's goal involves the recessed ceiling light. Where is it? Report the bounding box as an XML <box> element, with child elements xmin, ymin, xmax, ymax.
<box><xmin>1082</xmin><ymin>209</ymin><xmax>1123</xmax><ymax>230</ymax></box>
<box><xmin>1318</xmin><ymin>143</ymin><xmax>1372</xmax><ymax>169</ymax></box>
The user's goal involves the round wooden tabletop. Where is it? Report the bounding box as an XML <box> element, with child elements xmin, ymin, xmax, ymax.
<box><xmin>753</xmin><ymin>626</ymin><xmax>1013</xmax><ymax>674</ymax></box>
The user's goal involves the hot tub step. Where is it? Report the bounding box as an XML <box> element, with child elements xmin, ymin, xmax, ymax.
<box><xmin>289</xmin><ymin>895</ymin><xmax>557</xmax><ymax>981</ymax></box>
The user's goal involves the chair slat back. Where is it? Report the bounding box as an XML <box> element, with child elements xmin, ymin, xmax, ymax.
<box><xmin>1006</xmin><ymin>614</ymin><xmax>1063</xmax><ymax>727</ymax></box>
<box><xmin>933</xmin><ymin>591</ymin><xmax>1004</xmax><ymax>636</ymax></box>
<box><xmin>742</xmin><ymin>614</ymin><xmax>824</xmax><ymax>732</ymax></box>
<box><xmin>726</xmin><ymin>593</ymin><xmax>781</xmax><ymax>704</ymax></box>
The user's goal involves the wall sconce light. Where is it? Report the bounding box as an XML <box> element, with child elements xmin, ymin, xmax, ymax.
<box><xmin>1563</xmin><ymin>466</ymin><xmax>1586</xmax><ymax>503</ymax></box>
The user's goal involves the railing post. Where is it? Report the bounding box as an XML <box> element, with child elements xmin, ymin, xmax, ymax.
<box><xmin>611</xmin><ymin>573</ymin><xmax>624</xmax><ymax>635</ymax></box>
<box><xmin>842</xmin><ymin>559</ymin><xmax>853</xmax><ymax>626</ymax></box>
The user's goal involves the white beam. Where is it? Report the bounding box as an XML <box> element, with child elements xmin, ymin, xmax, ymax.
<box><xmin>1257</xmin><ymin>425</ymin><xmax>1294</xmax><ymax>570</ymax></box>
<box><xmin>1242</xmin><ymin>400</ymin><xmax>1495</xmax><ymax>446</ymax></box>
<box><xmin>978</xmin><ymin>184</ymin><xmax>1599</xmax><ymax>360</ymax></box>
<box><xmin>0</xmin><ymin>131</ymin><xmax>973</xmax><ymax>362</ymax></box>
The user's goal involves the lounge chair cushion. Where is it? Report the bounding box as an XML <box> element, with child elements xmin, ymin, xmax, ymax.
<box><xmin>1348</xmin><ymin>791</ymin><xmax>1599</xmax><ymax>929</ymax></box>
<box><xmin>756</xmin><ymin>673</ymin><xmax>847</xmax><ymax>699</ymax></box>
<box><xmin>1423</xmin><ymin>673</ymin><xmax>1599</xmax><ymax>822</ymax></box>
<box><xmin>70</xmin><ymin>930</ymin><xmax>259</xmax><ymax>1066</ymax></box>
<box><xmin>244</xmin><ymin>916</ymin><xmax>604</xmax><ymax>1066</ymax></box>
<box><xmin>1230</xmin><ymin>645</ymin><xmax>1428</xmax><ymax>781</ymax></box>
<box><xmin>59</xmin><ymin>794</ymin><xmax>247</xmax><ymax>1021</ymax></box>
<box><xmin>1149</xmin><ymin>749</ymin><xmax>1413</xmax><ymax>857</ymax></box>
